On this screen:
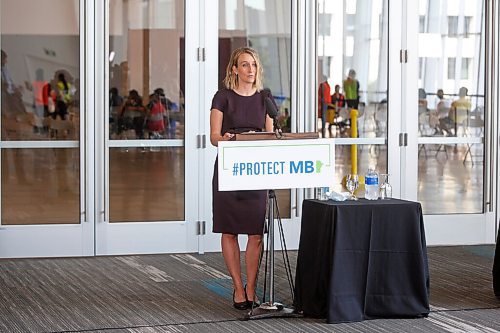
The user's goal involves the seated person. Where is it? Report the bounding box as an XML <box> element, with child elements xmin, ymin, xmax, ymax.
<box><xmin>435</xmin><ymin>89</ymin><xmax>451</xmax><ymax>116</ymax></box>
<box><xmin>439</xmin><ymin>87</ymin><xmax>471</xmax><ymax>136</ymax></box>
<box><xmin>418</xmin><ymin>88</ymin><xmax>428</xmax><ymax>114</ymax></box>
<box><xmin>119</xmin><ymin>89</ymin><xmax>146</xmax><ymax>138</ymax></box>
<box><xmin>328</xmin><ymin>84</ymin><xmax>346</xmax><ymax>131</ymax></box>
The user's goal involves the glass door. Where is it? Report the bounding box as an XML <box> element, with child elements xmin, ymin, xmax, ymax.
<box><xmin>317</xmin><ymin>0</ymin><xmax>401</xmax><ymax>201</ymax></box>
<box><xmin>201</xmin><ymin>0</ymin><xmax>294</xmax><ymax>252</ymax></box>
<box><xmin>96</xmin><ymin>0</ymin><xmax>201</xmax><ymax>255</ymax></box>
<box><xmin>0</xmin><ymin>0</ymin><xmax>91</xmax><ymax>258</ymax></box>
<box><xmin>405</xmin><ymin>0</ymin><xmax>496</xmax><ymax>245</ymax></box>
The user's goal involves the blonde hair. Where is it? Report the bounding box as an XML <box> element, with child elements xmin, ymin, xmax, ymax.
<box><xmin>223</xmin><ymin>47</ymin><xmax>264</xmax><ymax>91</ymax></box>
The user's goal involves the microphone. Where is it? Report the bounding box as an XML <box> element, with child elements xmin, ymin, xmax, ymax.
<box><xmin>265</xmin><ymin>96</ymin><xmax>282</xmax><ymax>138</ymax></box>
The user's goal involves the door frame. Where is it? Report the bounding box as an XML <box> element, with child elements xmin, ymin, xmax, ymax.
<box><xmin>94</xmin><ymin>0</ymin><xmax>201</xmax><ymax>255</ymax></box>
<box><xmin>0</xmin><ymin>0</ymin><xmax>93</xmax><ymax>258</ymax></box>
<box><xmin>403</xmin><ymin>0</ymin><xmax>497</xmax><ymax>245</ymax></box>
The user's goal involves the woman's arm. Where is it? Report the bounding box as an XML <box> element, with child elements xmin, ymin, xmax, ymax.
<box><xmin>210</xmin><ymin>108</ymin><xmax>234</xmax><ymax>146</ymax></box>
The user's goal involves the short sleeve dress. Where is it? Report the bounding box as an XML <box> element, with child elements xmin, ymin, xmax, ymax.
<box><xmin>211</xmin><ymin>88</ymin><xmax>270</xmax><ymax>235</ymax></box>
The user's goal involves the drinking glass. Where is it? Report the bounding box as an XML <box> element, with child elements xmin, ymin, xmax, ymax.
<box><xmin>379</xmin><ymin>173</ymin><xmax>392</xmax><ymax>199</ymax></box>
<box><xmin>345</xmin><ymin>174</ymin><xmax>359</xmax><ymax>200</ymax></box>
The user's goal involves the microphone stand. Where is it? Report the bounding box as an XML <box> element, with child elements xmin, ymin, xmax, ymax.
<box><xmin>244</xmin><ymin>119</ymin><xmax>299</xmax><ymax>321</ymax></box>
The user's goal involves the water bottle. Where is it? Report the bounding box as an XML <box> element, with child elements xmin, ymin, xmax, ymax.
<box><xmin>316</xmin><ymin>186</ymin><xmax>330</xmax><ymax>201</ymax></box>
<box><xmin>364</xmin><ymin>167</ymin><xmax>379</xmax><ymax>200</ymax></box>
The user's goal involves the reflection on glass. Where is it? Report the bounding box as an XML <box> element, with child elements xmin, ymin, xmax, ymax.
<box><xmin>109</xmin><ymin>0</ymin><xmax>185</xmax><ymax>141</ymax></box>
<box><xmin>418</xmin><ymin>144</ymin><xmax>483</xmax><ymax>214</ymax></box>
<box><xmin>275</xmin><ymin>189</ymin><xmax>291</xmax><ymax>219</ymax></box>
<box><xmin>1</xmin><ymin>0</ymin><xmax>80</xmax><ymax>141</ymax></box>
<box><xmin>318</xmin><ymin>1</ymin><xmax>389</xmax><ymax>200</ymax></box>
<box><xmin>1</xmin><ymin>1</ymin><xmax>81</xmax><ymax>226</ymax></box>
<box><xmin>317</xmin><ymin>0</ymin><xmax>388</xmax><ymax>139</ymax></box>
<box><xmin>417</xmin><ymin>0</ymin><xmax>485</xmax><ymax>214</ymax></box>
<box><xmin>332</xmin><ymin>145</ymin><xmax>387</xmax><ymax>197</ymax></box>
<box><xmin>108</xmin><ymin>0</ymin><xmax>186</xmax><ymax>223</ymax></box>
<box><xmin>218</xmin><ymin>0</ymin><xmax>291</xmax><ymax>131</ymax></box>
<box><xmin>109</xmin><ymin>147</ymin><xmax>185</xmax><ymax>222</ymax></box>
<box><xmin>1</xmin><ymin>149</ymin><xmax>80</xmax><ymax>225</ymax></box>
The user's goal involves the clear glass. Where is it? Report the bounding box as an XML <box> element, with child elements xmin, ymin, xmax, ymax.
<box><xmin>1</xmin><ymin>0</ymin><xmax>81</xmax><ymax>225</ymax></box>
<box><xmin>417</xmin><ymin>0</ymin><xmax>485</xmax><ymax>214</ymax></box>
<box><xmin>109</xmin><ymin>0</ymin><xmax>185</xmax><ymax>141</ymax></box>
<box><xmin>108</xmin><ymin>0</ymin><xmax>186</xmax><ymax>222</ymax></box>
<box><xmin>317</xmin><ymin>0</ymin><xmax>389</xmax><ymax>203</ymax></box>
<box><xmin>219</xmin><ymin>0</ymin><xmax>292</xmax><ymax>218</ymax></box>
<box><xmin>345</xmin><ymin>174</ymin><xmax>359</xmax><ymax>200</ymax></box>
<box><xmin>109</xmin><ymin>147</ymin><xmax>184</xmax><ymax>222</ymax></box>
<box><xmin>317</xmin><ymin>0</ymin><xmax>389</xmax><ymax>140</ymax></box>
<box><xmin>1</xmin><ymin>0</ymin><xmax>80</xmax><ymax>142</ymax></box>
<box><xmin>379</xmin><ymin>173</ymin><xmax>392</xmax><ymax>199</ymax></box>
<box><xmin>331</xmin><ymin>145</ymin><xmax>387</xmax><ymax>199</ymax></box>
<box><xmin>1</xmin><ymin>148</ymin><xmax>80</xmax><ymax>225</ymax></box>
<box><xmin>418</xmin><ymin>143</ymin><xmax>483</xmax><ymax>214</ymax></box>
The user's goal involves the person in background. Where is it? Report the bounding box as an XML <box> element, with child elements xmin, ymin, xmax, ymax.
<box><xmin>1</xmin><ymin>49</ymin><xmax>26</xmax><ymax>118</ymax></box>
<box><xmin>439</xmin><ymin>87</ymin><xmax>471</xmax><ymax>136</ymax></box>
<box><xmin>209</xmin><ymin>47</ymin><xmax>274</xmax><ymax>310</ymax></box>
<box><xmin>278</xmin><ymin>109</ymin><xmax>290</xmax><ymax>132</ymax></box>
<box><xmin>146</xmin><ymin>89</ymin><xmax>167</xmax><ymax>139</ymax></box>
<box><xmin>109</xmin><ymin>87</ymin><xmax>123</xmax><ymax>136</ymax></box>
<box><xmin>328</xmin><ymin>84</ymin><xmax>345</xmax><ymax>135</ymax></box>
<box><xmin>30</xmin><ymin>68</ymin><xmax>50</xmax><ymax>133</ymax></box>
<box><xmin>418</xmin><ymin>88</ymin><xmax>428</xmax><ymax>114</ymax></box>
<box><xmin>343</xmin><ymin>69</ymin><xmax>360</xmax><ymax>109</ymax></box>
<box><xmin>120</xmin><ymin>89</ymin><xmax>146</xmax><ymax>139</ymax></box>
<box><xmin>449</xmin><ymin>87</ymin><xmax>471</xmax><ymax>123</ymax></box>
<box><xmin>318</xmin><ymin>77</ymin><xmax>331</xmax><ymax>138</ymax></box>
<box><xmin>56</xmin><ymin>73</ymin><xmax>73</xmax><ymax>105</ymax></box>
<box><xmin>434</xmin><ymin>89</ymin><xmax>450</xmax><ymax>113</ymax></box>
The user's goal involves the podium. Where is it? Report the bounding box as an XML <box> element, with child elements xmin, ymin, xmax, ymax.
<box><xmin>234</xmin><ymin>131</ymin><xmax>319</xmax><ymax>141</ymax></box>
<box><xmin>217</xmin><ymin>132</ymin><xmax>335</xmax><ymax>319</ymax></box>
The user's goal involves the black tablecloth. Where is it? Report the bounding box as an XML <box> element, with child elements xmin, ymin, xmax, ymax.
<box><xmin>294</xmin><ymin>198</ymin><xmax>430</xmax><ymax>323</ymax></box>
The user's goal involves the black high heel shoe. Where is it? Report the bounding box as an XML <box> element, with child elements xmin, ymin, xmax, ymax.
<box><xmin>245</xmin><ymin>285</ymin><xmax>261</xmax><ymax>308</ymax></box>
<box><xmin>233</xmin><ymin>289</ymin><xmax>248</xmax><ymax>310</ymax></box>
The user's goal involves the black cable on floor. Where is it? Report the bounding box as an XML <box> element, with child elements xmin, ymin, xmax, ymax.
<box><xmin>48</xmin><ymin>316</ymin><xmax>306</xmax><ymax>333</ymax></box>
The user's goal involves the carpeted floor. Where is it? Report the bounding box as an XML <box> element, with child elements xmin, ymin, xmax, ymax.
<box><xmin>0</xmin><ymin>246</ymin><xmax>499</xmax><ymax>333</ymax></box>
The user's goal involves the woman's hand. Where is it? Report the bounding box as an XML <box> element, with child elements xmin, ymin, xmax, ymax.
<box><xmin>210</xmin><ymin>108</ymin><xmax>234</xmax><ymax>146</ymax></box>
<box><xmin>222</xmin><ymin>132</ymin><xmax>235</xmax><ymax>140</ymax></box>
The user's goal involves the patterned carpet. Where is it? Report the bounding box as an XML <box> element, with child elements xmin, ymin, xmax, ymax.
<box><xmin>0</xmin><ymin>246</ymin><xmax>499</xmax><ymax>333</ymax></box>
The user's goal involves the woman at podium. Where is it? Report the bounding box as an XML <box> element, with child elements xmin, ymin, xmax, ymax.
<box><xmin>209</xmin><ymin>47</ymin><xmax>274</xmax><ymax>310</ymax></box>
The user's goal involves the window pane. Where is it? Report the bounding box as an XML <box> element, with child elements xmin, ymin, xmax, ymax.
<box><xmin>109</xmin><ymin>147</ymin><xmax>184</xmax><ymax>222</ymax></box>
<box><xmin>448</xmin><ymin>16</ymin><xmax>458</xmax><ymax>36</ymax></box>
<box><xmin>1</xmin><ymin>0</ymin><xmax>81</xmax><ymax>225</ymax></box>
<box><xmin>108</xmin><ymin>0</ymin><xmax>185</xmax><ymax>222</ymax></box>
<box><xmin>1</xmin><ymin>148</ymin><xmax>80</xmax><ymax>225</ymax></box>
<box><xmin>1</xmin><ymin>1</ymin><xmax>80</xmax><ymax>142</ymax></box>
<box><xmin>419</xmin><ymin>16</ymin><xmax>426</xmax><ymax>33</ymax></box>
<box><xmin>461</xmin><ymin>58</ymin><xmax>470</xmax><ymax>80</ymax></box>
<box><xmin>418</xmin><ymin>0</ymin><xmax>485</xmax><ymax>214</ymax></box>
<box><xmin>448</xmin><ymin>58</ymin><xmax>456</xmax><ymax>80</ymax></box>
<box><xmin>318</xmin><ymin>0</ymin><xmax>389</xmax><ymax>182</ymax></box>
<box><xmin>109</xmin><ymin>0</ymin><xmax>185</xmax><ymax>141</ymax></box>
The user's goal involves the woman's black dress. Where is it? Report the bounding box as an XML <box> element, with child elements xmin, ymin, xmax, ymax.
<box><xmin>211</xmin><ymin>88</ymin><xmax>270</xmax><ymax>235</ymax></box>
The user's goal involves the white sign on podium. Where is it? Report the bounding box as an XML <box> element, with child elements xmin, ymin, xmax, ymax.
<box><xmin>218</xmin><ymin>138</ymin><xmax>335</xmax><ymax>191</ymax></box>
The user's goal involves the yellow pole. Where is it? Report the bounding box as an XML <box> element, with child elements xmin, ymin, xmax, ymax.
<box><xmin>350</xmin><ymin>108</ymin><xmax>358</xmax><ymax>175</ymax></box>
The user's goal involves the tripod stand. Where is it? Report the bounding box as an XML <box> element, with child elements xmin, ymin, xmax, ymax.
<box><xmin>245</xmin><ymin>190</ymin><xmax>299</xmax><ymax>320</ymax></box>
